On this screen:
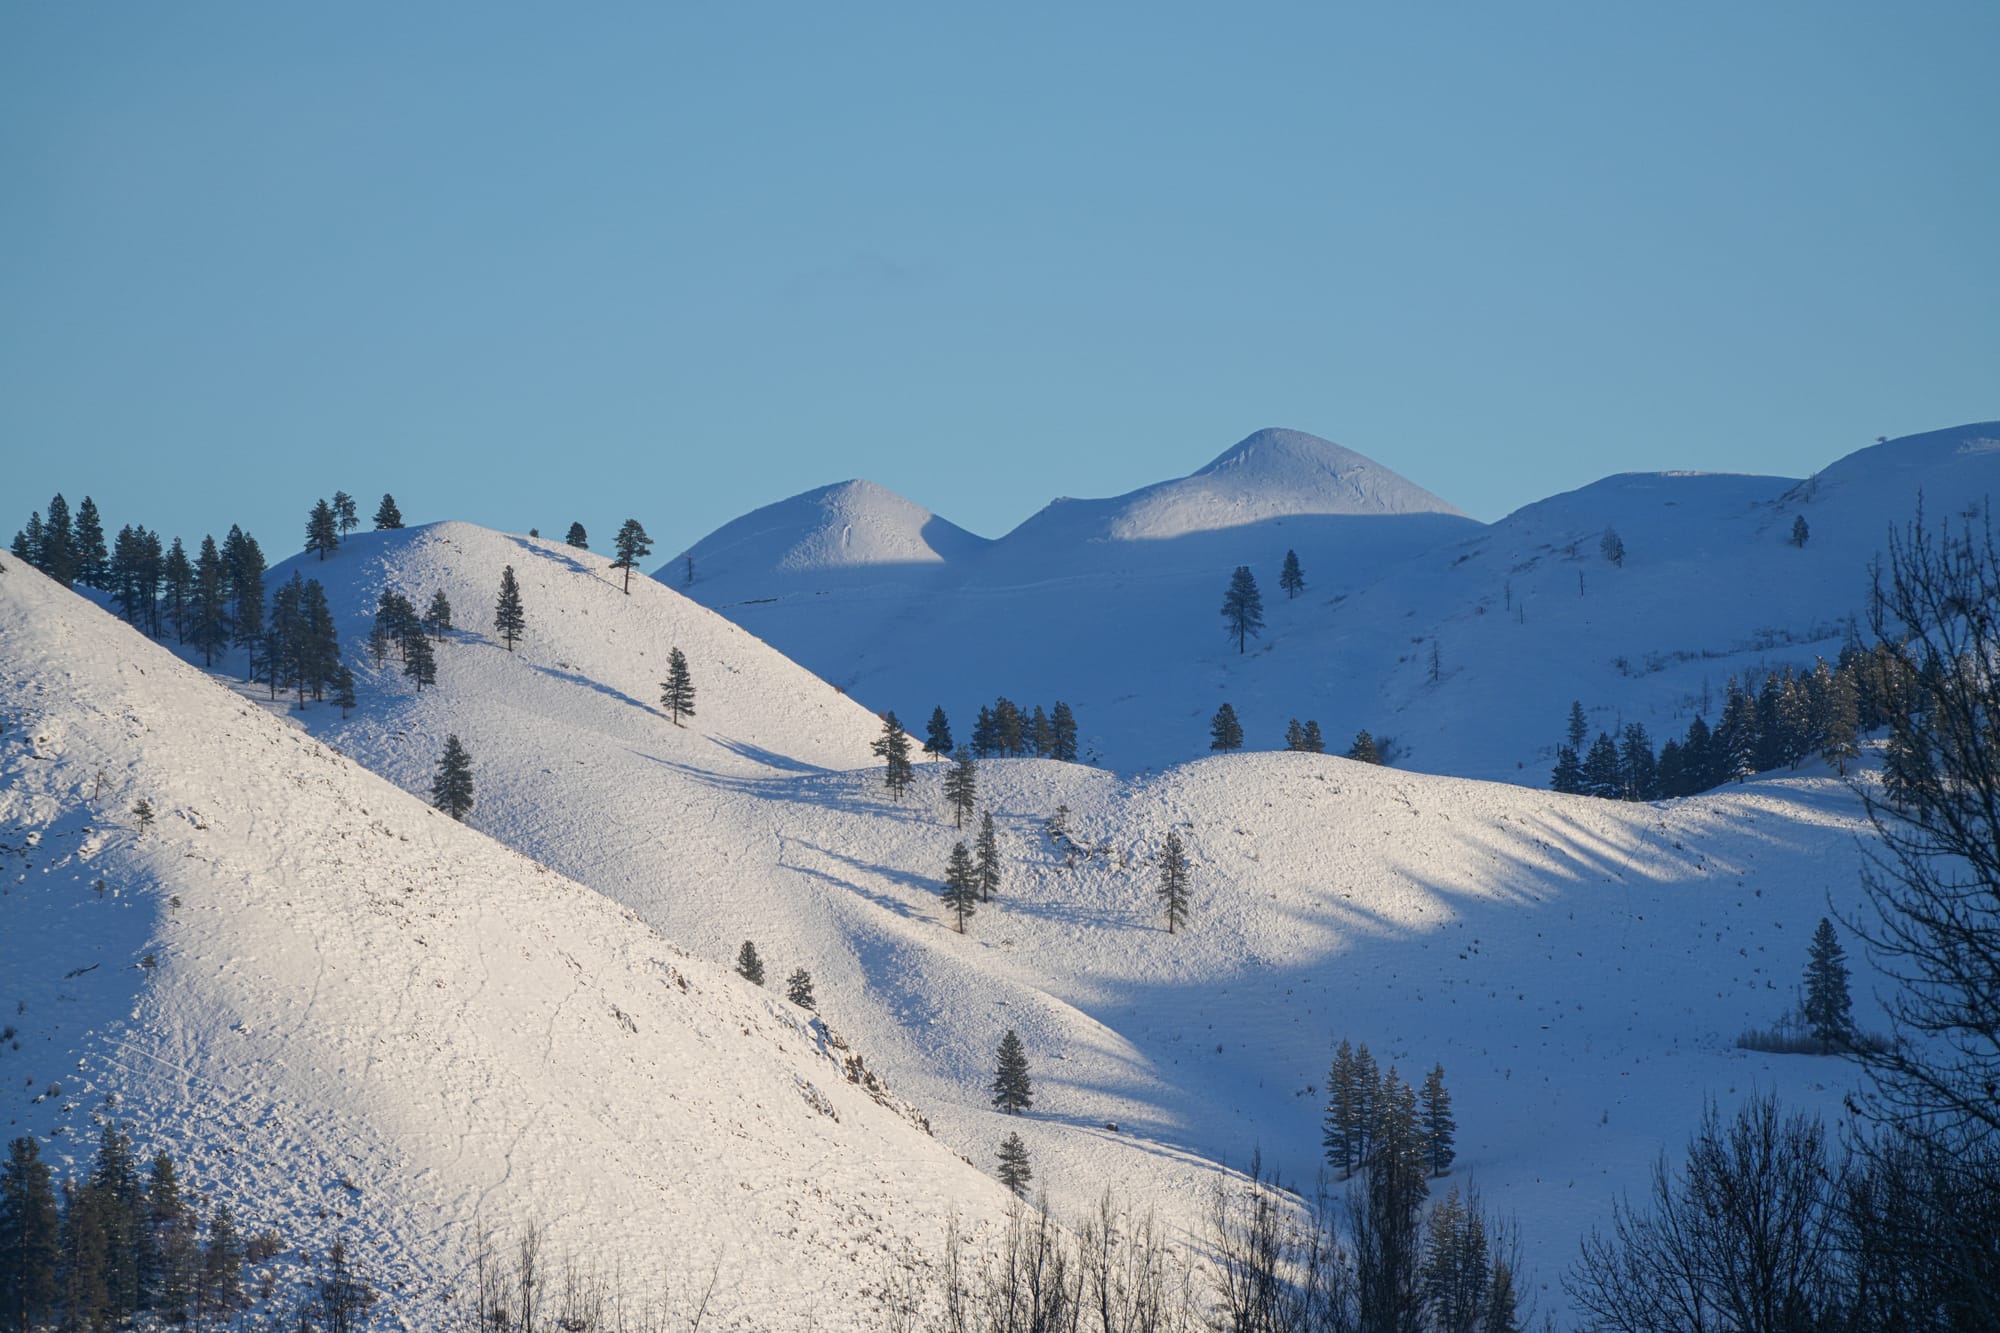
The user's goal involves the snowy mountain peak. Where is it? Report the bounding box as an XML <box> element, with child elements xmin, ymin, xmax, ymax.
<box><xmin>673</xmin><ymin>477</ymin><xmax>989</xmax><ymax>588</ymax></box>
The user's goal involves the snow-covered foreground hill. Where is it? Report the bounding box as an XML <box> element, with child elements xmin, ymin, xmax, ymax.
<box><xmin>670</xmin><ymin>422</ymin><xmax>2000</xmax><ymax>781</ymax></box>
<box><xmin>254</xmin><ymin>520</ymin><xmax>1894</xmax><ymax>1323</ymax></box>
<box><xmin>0</xmin><ymin>557</ymin><xmax>1022</xmax><ymax>1331</ymax></box>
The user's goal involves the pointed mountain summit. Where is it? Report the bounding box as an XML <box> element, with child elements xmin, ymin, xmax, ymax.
<box><xmin>670</xmin><ymin>478</ymin><xmax>988</xmax><ymax>591</ymax></box>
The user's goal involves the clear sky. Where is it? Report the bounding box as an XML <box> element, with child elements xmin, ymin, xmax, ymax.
<box><xmin>4</xmin><ymin>3</ymin><xmax>1994</xmax><ymax>560</ymax></box>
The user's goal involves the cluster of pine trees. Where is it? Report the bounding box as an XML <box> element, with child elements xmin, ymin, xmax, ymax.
<box><xmin>0</xmin><ymin>1126</ymin><xmax>254</xmax><ymax>1331</ymax></box>
<box><xmin>1551</xmin><ymin>644</ymin><xmax>1892</xmax><ymax>800</ymax></box>
<box><xmin>1210</xmin><ymin>702</ymin><xmax>1385</xmax><ymax>765</ymax></box>
<box><xmin>732</xmin><ymin>941</ymin><xmax>817</xmax><ymax>1011</ymax></box>
<box><xmin>1321</xmin><ymin>1042</ymin><xmax>1455</xmax><ymax>1182</ymax></box>
<box><xmin>957</xmin><ymin>698</ymin><xmax>1079</xmax><ymax>761</ymax></box>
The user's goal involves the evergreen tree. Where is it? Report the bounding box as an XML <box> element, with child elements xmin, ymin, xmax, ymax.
<box><xmin>222</xmin><ymin>527</ymin><xmax>266</xmax><ymax>679</ymax></box>
<box><xmin>493</xmin><ymin>565</ymin><xmax>525</xmax><ymax>651</ymax></box>
<box><xmin>1210</xmin><ymin>702</ymin><xmax>1244</xmax><ymax>751</ymax></box>
<box><xmin>1301</xmin><ymin>720</ymin><xmax>1324</xmax><ymax>753</ymax></box>
<box><xmin>969</xmin><ymin>705</ymin><xmax>998</xmax><ymax>757</ymax></box>
<box><xmin>200</xmin><ymin>1203</ymin><xmax>243</xmax><ymax>1319</ymax></box>
<box><xmin>162</xmin><ymin>537</ymin><xmax>193</xmax><ymax>643</ymax></box>
<box><xmin>975</xmin><ymin>811</ymin><xmax>1002</xmax><ymax>901</ymax></box>
<box><xmin>1682</xmin><ymin>713</ymin><xmax>1716</xmax><ymax>792</ymax></box>
<box><xmin>991</xmin><ymin>1030</ymin><xmax>1032</xmax><ymax>1114</ymax></box>
<box><xmin>1790</xmin><ymin>514</ymin><xmax>1810</xmax><ymax>548</ymax></box>
<box><xmin>372</xmin><ymin>494</ymin><xmax>404</xmax><ymax>529</ymax></box>
<box><xmin>943</xmin><ymin>750</ymin><xmax>977</xmax><ymax>828</ymax></box>
<box><xmin>85</xmin><ymin>1123</ymin><xmax>142</xmax><ymax>1316</ymax></box>
<box><xmin>1618</xmin><ymin>723</ymin><xmax>1657</xmax><ymax>801</ymax></box>
<box><xmin>660</xmin><ymin>647</ymin><xmax>696</xmax><ymax>725</ymax></box>
<box><xmin>1716</xmin><ymin>680</ymin><xmax>1759</xmax><ymax>782</ymax></box>
<box><xmin>1045</xmin><ymin>803</ymin><xmax>1071</xmax><ymax>850</ymax></box>
<box><xmin>942</xmin><ymin>841</ymin><xmax>980</xmax><ymax>933</ymax></box>
<box><xmin>1600</xmin><ymin>526</ymin><xmax>1625</xmax><ymax>567</ymax></box>
<box><xmin>785</xmin><ymin>968</ymin><xmax>816</xmax><ymax>1010</ymax></box>
<box><xmin>74</xmin><ymin>496</ymin><xmax>108</xmax><ymax>589</ymax></box>
<box><xmin>1322</xmin><ymin>1039</ymin><xmax>1364</xmax><ymax>1178</ymax></box>
<box><xmin>1049</xmin><ymin>701</ymin><xmax>1079</xmax><ymax>762</ymax></box>
<box><xmin>40</xmin><ymin>494</ymin><xmax>76</xmax><ymax>587</ymax></box>
<box><xmin>996</xmin><ymin>1132</ymin><xmax>1033</xmax><ymax>1198</ymax></box>
<box><xmin>0</xmin><ymin>1135</ymin><xmax>61</xmax><ymax>1332</ymax></box>
<box><xmin>190</xmin><ymin>536</ymin><xmax>230</xmax><ymax>667</ymax></box>
<box><xmin>1566</xmin><ymin>699</ymin><xmax>1589</xmax><ymax>752</ymax></box>
<box><xmin>1029</xmin><ymin>705</ymin><xmax>1055</xmax><ymax>758</ymax></box>
<box><xmin>1279</xmin><ymin>548</ymin><xmax>1305</xmax><ymax>598</ymax></box>
<box><xmin>423</xmin><ymin>590</ymin><xmax>452</xmax><ymax>641</ymax></box>
<box><xmin>332</xmin><ymin>491</ymin><xmax>358</xmax><ymax>535</ymax></box>
<box><xmin>1420</xmin><ymin>1063</ymin><xmax>1456</xmax><ymax>1176</ymax></box>
<box><xmin>872</xmin><ymin>711</ymin><xmax>915</xmax><ymax>800</ymax></box>
<box><xmin>1285</xmin><ymin>718</ymin><xmax>1307</xmax><ymax>751</ymax></box>
<box><xmin>735</xmin><ymin>941</ymin><xmax>765</xmax><ymax>986</ymax></box>
<box><xmin>306</xmin><ymin>498</ymin><xmax>340</xmax><ymax>560</ymax></box>
<box><xmin>1348</xmin><ymin>730</ymin><xmax>1383</xmax><ymax>764</ymax></box>
<box><xmin>1582</xmin><ymin>732</ymin><xmax>1622</xmax><ymax>798</ymax></box>
<box><xmin>298</xmin><ymin>578</ymin><xmax>341</xmax><ymax>702</ymax></box>
<box><xmin>402</xmin><ymin>626</ymin><xmax>438</xmax><ymax>690</ymax></box>
<box><xmin>993</xmin><ymin>698</ymin><xmax>1026</xmax><ymax>756</ymax></box>
<box><xmin>1550</xmin><ymin>744</ymin><xmax>1584</xmax><ymax>794</ymax></box>
<box><xmin>333</xmin><ymin>664</ymin><xmax>356</xmax><ymax>718</ymax></box>
<box><xmin>610</xmin><ymin>518</ymin><xmax>652</xmax><ymax>594</ymax></box>
<box><xmin>10</xmin><ymin>514</ymin><xmax>41</xmax><ymax>568</ymax></box>
<box><xmin>1820</xmin><ymin>667</ymin><xmax>1860</xmax><ymax>775</ymax></box>
<box><xmin>1220</xmin><ymin>565</ymin><xmax>1265</xmax><ymax>654</ymax></box>
<box><xmin>1357</xmin><ymin>1067</ymin><xmax>1430</xmax><ymax>1330</ymax></box>
<box><xmin>565</xmin><ymin>521</ymin><xmax>588</xmax><ymax>549</ymax></box>
<box><xmin>923</xmin><ymin>705</ymin><xmax>954</xmax><ymax>758</ymax></box>
<box><xmin>1802</xmin><ymin>917</ymin><xmax>1853</xmax><ymax>1051</ymax></box>
<box><xmin>431</xmin><ymin>734</ymin><xmax>474</xmax><ymax>820</ymax></box>
<box><xmin>1157</xmin><ymin>827</ymin><xmax>1191</xmax><ymax>934</ymax></box>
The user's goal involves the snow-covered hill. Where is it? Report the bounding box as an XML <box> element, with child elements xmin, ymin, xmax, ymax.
<box><xmin>0</xmin><ymin>556</ymin><xmax>1020</xmax><ymax>1331</ymax></box>
<box><xmin>670</xmin><ymin>422</ymin><xmax>2000</xmax><ymax>780</ymax></box>
<box><xmin>230</xmin><ymin>519</ymin><xmax>1894</xmax><ymax>1323</ymax></box>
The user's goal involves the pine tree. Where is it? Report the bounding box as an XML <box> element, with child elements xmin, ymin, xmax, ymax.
<box><xmin>1820</xmin><ymin>667</ymin><xmax>1860</xmax><ymax>775</ymax></box>
<box><xmin>332</xmin><ymin>491</ymin><xmax>358</xmax><ymax>535</ymax></box>
<box><xmin>1790</xmin><ymin>514</ymin><xmax>1810</xmax><ymax>548</ymax></box>
<box><xmin>942</xmin><ymin>841</ymin><xmax>979</xmax><ymax>933</ymax></box>
<box><xmin>1157</xmin><ymin>828</ymin><xmax>1191</xmax><ymax>934</ymax></box>
<box><xmin>943</xmin><ymin>750</ymin><xmax>977</xmax><ymax>828</ymax></box>
<box><xmin>423</xmin><ymin>590</ymin><xmax>452</xmax><ymax>641</ymax></box>
<box><xmin>611</xmin><ymin>518</ymin><xmax>652</xmax><ymax>594</ymax></box>
<box><xmin>1347</xmin><ymin>730</ymin><xmax>1383</xmax><ymax>764</ymax></box>
<box><xmin>1050</xmin><ymin>701</ymin><xmax>1079</xmax><ymax>762</ymax></box>
<box><xmin>333</xmin><ymin>664</ymin><xmax>356</xmax><ymax>718</ymax></box>
<box><xmin>969</xmin><ymin>705</ymin><xmax>998</xmax><ymax>757</ymax></box>
<box><xmin>1566</xmin><ymin>700</ymin><xmax>1589</xmax><ymax>752</ymax></box>
<box><xmin>222</xmin><ymin>527</ymin><xmax>265</xmax><ymax>680</ymax></box>
<box><xmin>975</xmin><ymin>811</ymin><xmax>1002</xmax><ymax>901</ymax></box>
<box><xmin>431</xmin><ymin>735</ymin><xmax>474</xmax><ymax>820</ymax></box>
<box><xmin>1210</xmin><ymin>702</ymin><xmax>1244</xmax><ymax>751</ymax></box>
<box><xmin>306</xmin><ymin>498</ymin><xmax>340</xmax><ymax>560</ymax></box>
<box><xmin>10</xmin><ymin>514</ymin><xmax>41</xmax><ymax>568</ymax></box>
<box><xmin>162</xmin><ymin>537</ymin><xmax>193</xmax><ymax>643</ymax></box>
<box><xmin>1</xmin><ymin>1135</ymin><xmax>61</xmax><ymax>1330</ymax></box>
<box><xmin>1802</xmin><ymin>917</ymin><xmax>1853</xmax><ymax>1051</ymax></box>
<box><xmin>40</xmin><ymin>494</ymin><xmax>76</xmax><ymax>587</ymax></box>
<box><xmin>1045</xmin><ymin>803</ymin><xmax>1071</xmax><ymax>850</ymax></box>
<box><xmin>872</xmin><ymin>712</ymin><xmax>915</xmax><ymax>800</ymax></box>
<box><xmin>402</xmin><ymin>626</ymin><xmax>437</xmax><ymax>690</ymax></box>
<box><xmin>1550</xmin><ymin>745</ymin><xmax>1583</xmax><ymax>794</ymax></box>
<box><xmin>201</xmin><ymin>1202</ymin><xmax>244</xmax><ymax>1318</ymax></box>
<box><xmin>735</xmin><ymin>941</ymin><xmax>765</xmax><ymax>986</ymax></box>
<box><xmin>1029</xmin><ymin>705</ymin><xmax>1055</xmax><ymax>757</ymax></box>
<box><xmin>493</xmin><ymin>565</ymin><xmax>525</xmax><ymax>651</ymax></box>
<box><xmin>1600</xmin><ymin>526</ymin><xmax>1625</xmax><ymax>567</ymax></box>
<box><xmin>1280</xmin><ymin>548</ymin><xmax>1305</xmax><ymax>598</ymax></box>
<box><xmin>996</xmin><ymin>1133</ymin><xmax>1033</xmax><ymax>1198</ymax></box>
<box><xmin>1301</xmin><ymin>720</ymin><xmax>1324</xmax><ymax>753</ymax></box>
<box><xmin>660</xmin><ymin>647</ymin><xmax>696</xmax><ymax>725</ymax></box>
<box><xmin>785</xmin><ymin>968</ymin><xmax>816</xmax><ymax>1010</ymax></box>
<box><xmin>1221</xmin><ymin>565</ymin><xmax>1265</xmax><ymax>654</ymax></box>
<box><xmin>991</xmin><ymin>1030</ymin><xmax>1032</xmax><ymax>1114</ymax></box>
<box><xmin>993</xmin><ymin>698</ymin><xmax>1025</xmax><ymax>756</ymax></box>
<box><xmin>923</xmin><ymin>705</ymin><xmax>954</xmax><ymax>758</ymax></box>
<box><xmin>1420</xmin><ymin>1063</ymin><xmax>1456</xmax><ymax>1176</ymax></box>
<box><xmin>565</xmin><ymin>521</ymin><xmax>588</xmax><ymax>549</ymax></box>
<box><xmin>190</xmin><ymin>536</ymin><xmax>230</xmax><ymax>667</ymax></box>
<box><xmin>132</xmin><ymin>799</ymin><xmax>155</xmax><ymax>832</ymax></box>
<box><xmin>1322</xmin><ymin>1039</ymin><xmax>1365</xmax><ymax>1178</ymax></box>
<box><xmin>1285</xmin><ymin>719</ymin><xmax>1306</xmax><ymax>751</ymax></box>
<box><xmin>1582</xmin><ymin>732</ymin><xmax>1621</xmax><ymax>798</ymax></box>
<box><xmin>74</xmin><ymin>496</ymin><xmax>108</xmax><ymax>589</ymax></box>
<box><xmin>1618</xmin><ymin>723</ymin><xmax>1657</xmax><ymax>801</ymax></box>
<box><xmin>373</xmin><ymin>494</ymin><xmax>404</xmax><ymax>530</ymax></box>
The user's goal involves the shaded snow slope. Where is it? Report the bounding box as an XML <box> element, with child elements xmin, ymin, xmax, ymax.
<box><xmin>671</xmin><ymin>422</ymin><xmax>2000</xmax><ymax>778</ymax></box>
<box><xmin>677</xmin><ymin>477</ymin><xmax>989</xmax><ymax>595</ymax></box>
<box><xmin>235</xmin><ymin>523</ymin><xmax>1891</xmax><ymax>1323</ymax></box>
<box><xmin>0</xmin><ymin>558</ymin><xmax>1019</xmax><ymax>1331</ymax></box>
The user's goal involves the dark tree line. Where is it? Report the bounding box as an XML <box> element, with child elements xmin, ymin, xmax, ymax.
<box><xmin>1551</xmin><ymin>646</ymin><xmax>1880</xmax><ymax>800</ymax></box>
<box><xmin>1322</xmin><ymin>1042</ymin><xmax>1455</xmax><ymax>1183</ymax></box>
<box><xmin>0</xmin><ymin>1126</ymin><xmax>249</xmax><ymax>1332</ymax></box>
<box><xmin>960</xmin><ymin>698</ymin><xmax>1080</xmax><ymax>761</ymax></box>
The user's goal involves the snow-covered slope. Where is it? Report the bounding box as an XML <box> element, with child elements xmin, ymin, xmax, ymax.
<box><xmin>671</xmin><ymin>422</ymin><xmax>2000</xmax><ymax>779</ymax></box>
<box><xmin>679</xmin><ymin>477</ymin><xmax>989</xmax><ymax>594</ymax></box>
<box><xmin>236</xmin><ymin>520</ymin><xmax>1891</xmax><ymax>1322</ymax></box>
<box><xmin>670</xmin><ymin>429</ymin><xmax>1481</xmax><ymax>767</ymax></box>
<box><xmin>0</xmin><ymin>557</ymin><xmax>1019</xmax><ymax>1331</ymax></box>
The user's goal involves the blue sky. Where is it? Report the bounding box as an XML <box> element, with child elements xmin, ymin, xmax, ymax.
<box><xmin>4</xmin><ymin>3</ymin><xmax>1994</xmax><ymax>559</ymax></box>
